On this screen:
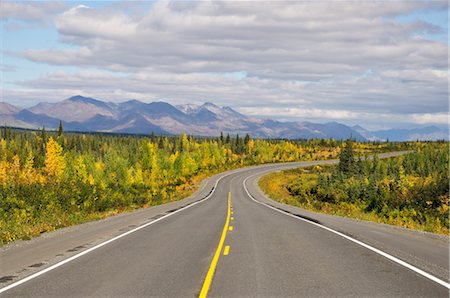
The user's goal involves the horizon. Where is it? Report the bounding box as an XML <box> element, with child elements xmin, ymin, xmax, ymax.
<box><xmin>1</xmin><ymin>1</ymin><xmax>449</xmax><ymax>131</ymax></box>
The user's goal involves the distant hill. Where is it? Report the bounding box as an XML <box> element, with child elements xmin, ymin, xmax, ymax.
<box><xmin>372</xmin><ymin>126</ymin><xmax>449</xmax><ymax>142</ymax></box>
<box><xmin>28</xmin><ymin>96</ymin><xmax>115</xmax><ymax>122</ymax></box>
<box><xmin>0</xmin><ymin>102</ymin><xmax>20</xmax><ymax>115</ymax></box>
<box><xmin>1</xmin><ymin>96</ymin><xmax>447</xmax><ymax>141</ymax></box>
<box><xmin>352</xmin><ymin>125</ymin><xmax>449</xmax><ymax>141</ymax></box>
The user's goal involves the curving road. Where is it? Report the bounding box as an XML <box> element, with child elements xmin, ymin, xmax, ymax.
<box><xmin>1</xmin><ymin>152</ymin><xmax>448</xmax><ymax>297</ymax></box>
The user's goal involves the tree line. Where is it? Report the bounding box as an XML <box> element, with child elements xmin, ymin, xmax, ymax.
<box><xmin>0</xmin><ymin>127</ymin><xmax>411</xmax><ymax>243</ymax></box>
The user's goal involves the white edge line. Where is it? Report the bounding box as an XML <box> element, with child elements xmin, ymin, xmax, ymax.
<box><xmin>0</xmin><ymin>171</ymin><xmax>235</xmax><ymax>294</ymax></box>
<box><xmin>243</xmin><ymin>175</ymin><xmax>450</xmax><ymax>290</ymax></box>
<box><xmin>0</xmin><ymin>154</ymin><xmax>425</xmax><ymax>293</ymax></box>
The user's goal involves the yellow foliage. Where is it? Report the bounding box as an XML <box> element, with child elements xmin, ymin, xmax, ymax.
<box><xmin>10</xmin><ymin>155</ymin><xmax>20</xmax><ymax>183</ymax></box>
<box><xmin>126</xmin><ymin>167</ymin><xmax>136</xmax><ymax>185</ymax></box>
<box><xmin>147</xmin><ymin>142</ymin><xmax>159</xmax><ymax>187</ymax></box>
<box><xmin>169</xmin><ymin>151</ymin><xmax>179</xmax><ymax>167</ymax></box>
<box><xmin>134</xmin><ymin>168</ymin><xmax>144</xmax><ymax>185</ymax></box>
<box><xmin>45</xmin><ymin>137</ymin><xmax>65</xmax><ymax>181</ymax></box>
<box><xmin>313</xmin><ymin>165</ymin><xmax>322</xmax><ymax>172</ymax></box>
<box><xmin>74</xmin><ymin>156</ymin><xmax>88</xmax><ymax>184</ymax></box>
<box><xmin>19</xmin><ymin>151</ymin><xmax>40</xmax><ymax>185</ymax></box>
<box><xmin>0</xmin><ymin>160</ymin><xmax>9</xmax><ymax>186</ymax></box>
<box><xmin>0</xmin><ymin>139</ymin><xmax>6</xmax><ymax>159</ymax></box>
<box><xmin>247</xmin><ymin>139</ymin><xmax>255</xmax><ymax>154</ymax></box>
<box><xmin>180</xmin><ymin>132</ymin><xmax>189</xmax><ymax>152</ymax></box>
<box><xmin>94</xmin><ymin>161</ymin><xmax>105</xmax><ymax>172</ymax></box>
<box><xmin>88</xmin><ymin>174</ymin><xmax>95</xmax><ymax>186</ymax></box>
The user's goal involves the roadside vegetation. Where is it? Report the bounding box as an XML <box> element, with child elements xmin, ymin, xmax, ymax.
<box><xmin>259</xmin><ymin>139</ymin><xmax>449</xmax><ymax>235</ymax></box>
<box><xmin>0</xmin><ymin>126</ymin><xmax>412</xmax><ymax>244</ymax></box>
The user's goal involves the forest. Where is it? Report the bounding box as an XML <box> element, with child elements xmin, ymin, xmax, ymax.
<box><xmin>259</xmin><ymin>139</ymin><xmax>449</xmax><ymax>234</ymax></box>
<box><xmin>0</xmin><ymin>127</ymin><xmax>413</xmax><ymax>244</ymax></box>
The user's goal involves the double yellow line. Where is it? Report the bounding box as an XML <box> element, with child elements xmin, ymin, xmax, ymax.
<box><xmin>199</xmin><ymin>192</ymin><xmax>232</xmax><ymax>298</ymax></box>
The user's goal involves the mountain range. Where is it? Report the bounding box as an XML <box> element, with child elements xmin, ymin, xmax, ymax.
<box><xmin>0</xmin><ymin>96</ymin><xmax>447</xmax><ymax>141</ymax></box>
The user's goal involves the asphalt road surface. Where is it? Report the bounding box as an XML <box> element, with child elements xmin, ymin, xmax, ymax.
<box><xmin>1</xmin><ymin>152</ymin><xmax>448</xmax><ymax>297</ymax></box>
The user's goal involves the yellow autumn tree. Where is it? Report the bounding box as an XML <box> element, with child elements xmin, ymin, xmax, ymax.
<box><xmin>126</xmin><ymin>166</ymin><xmax>136</xmax><ymax>186</ymax></box>
<box><xmin>9</xmin><ymin>155</ymin><xmax>21</xmax><ymax>185</ymax></box>
<box><xmin>73</xmin><ymin>155</ymin><xmax>88</xmax><ymax>184</ymax></box>
<box><xmin>246</xmin><ymin>139</ymin><xmax>255</xmax><ymax>154</ymax></box>
<box><xmin>45</xmin><ymin>137</ymin><xmax>65</xmax><ymax>181</ymax></box>
<box><xmin>134</xmin><ymin>167</ymin><xmax>144</xmax><ymax>186</ymax></box>
<box><xmin>180</xmin><ymin>132</ymin><xmax>189</xmax><ymax>152</ymax></box>
<box><xmin>0</xmin><ymin>139</ymin><xmax>6</xmax><ymax>160</ymax></box>
<box><xmin>19</xmin><ymin>151</ymin><xmax>39</xmax><ymax>185</ymax></box>
<box><xmin>0</xmin><ymin>160</ymin><xmax>8</xmax><ymax>187</ymax></box>
<box><xmin>147</xmin><ymin>143</ymin><xmax>159</xmax><ymax>188</ymax></box>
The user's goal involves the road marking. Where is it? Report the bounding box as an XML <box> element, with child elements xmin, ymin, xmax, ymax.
<box><xmin>223</xmin><ymin>246</ymin><xmax>230</xmax><ymax>256</ymax></box>
<box><xmin>199</xmin><ymin>192</ymin><xmax>231</xmax><ymax>298</ymax></box>
<box><xmin>243</xmin><ymin>175</ymin><xmax>450</xmax><ymax>290</ymax></box>
<box><xmin>229</xmin><ymin>226</ymin><xmax>233</xmax><ymax>231</ymax></box>
<box><xmin>231</xmin><ymin>217</ymin><xmax>234</xmax><ymax>220</ymax></box>
<box><xmin>0</xmin><ymin>156</ymin><xmax>410</xmax><ymax>294</ymax></box>
<box><xmin>231</xmin><ymin>211</ymin><xmax>234</xmax><ymax>215</ymax></box>
<box><xmin>0</xmin><ymin>171</ymin><xmax>237</xmax><ymax>295</ymax></box>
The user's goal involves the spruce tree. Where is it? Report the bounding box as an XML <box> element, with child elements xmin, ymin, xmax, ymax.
<box><xmin>2</xmin><ymin>125</ymin><xmax>6</xmax><ymax>139</ymax></box>
<box><xmin>41</xmin><ymin>126</ymin><xmax>46</xmax><ymax>142</ymax></box>
<box><xmin>58</xmin><ymin>120</ymin><xmax>63</xmax><ymax>137</ymax></box>
<box><xmin>338</xmin><ymin>137</ymin><xmax>356</xmax><ymax>177</ymax></box>
<box><xmin>244</xmin><ymin>133</ymin><xmax>250</xmax><ymax>145</ymax></box>
<box><xmin>225</xmin><ymin>134</ymin><xmax>231</xmax><ymax>144</ymax></box>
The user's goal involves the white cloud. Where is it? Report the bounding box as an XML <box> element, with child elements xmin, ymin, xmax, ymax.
<box><xmin>22</xmin><ymin>1</ymin><xmax>448</xmax><ymax>77</ymax></box>
<box><xmin>0</xmin><ymin>1</ymin><xmax>66</xmax><ymax>25</ymax></box>
<box><xmin>411</xmin><ymin>113</ymin><xmax>449</xmax><ymax>125</ymax></box>
<box><xmin>57</xmin><ymin>5</ymin><xmax>137</xmax><ymax>39</ymax></box>
<box><xmin>239</xmin><ymin>107</ymin><xmax>362</xmax><ymax>120</ymax></box>
<box><xmin>4</xmin><ymin>0</ymin><xmax>449</xmax><ymax>128</ymax></box>
<box><xmin>6</xmin><ymin>67</ymin><xmax>446</xmax><ymax>127</ymax></box>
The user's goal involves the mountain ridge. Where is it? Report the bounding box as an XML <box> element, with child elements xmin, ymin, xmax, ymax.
<box><xmin>1</xmin><ymin>97</ymin><xmax>447</xmax><ymax>141</ymax></box>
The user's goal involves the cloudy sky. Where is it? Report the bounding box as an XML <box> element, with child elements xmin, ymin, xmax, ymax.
<box><xmin>1</xmin><ymin>0</ymin><xmax>448</xmax><ymax>129</ymax></box>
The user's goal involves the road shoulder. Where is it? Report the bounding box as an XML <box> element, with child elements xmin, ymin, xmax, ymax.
<box><xmin>247</xmin><ymin>168</ymin><xmax>450</xmax><ymax>283</ymax></box>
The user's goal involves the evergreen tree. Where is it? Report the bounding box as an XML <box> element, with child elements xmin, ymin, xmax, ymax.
<box><xmin>338</xmin><ymin>137</ymin><xmax>356</xmax><ymax>177</ymax></box>
<box><xmin>2</xmin><ymin>125</ymin><xmax>6</xmax><ymax>140</ymax></box>
<box><xmin>158</xmin><ymin>135</ymin><xmax>164</xmax><ymax>149</ymax></box>
<box><xmin>225</xmin><ymin>133</ymin><xmax>231</xmax><ymax>144</ymax></box>
<box><xmin>356</xmin><ymin>156</ymin><xmax>364</xmax><ymax>175</ymax></box>
<box><xmin>235</xmin><ymin>134</ymin><xmax>245</xmax><ymax>154</ymax></box>
<box><xmin>41</xmin><ymin>126</ymin><xmax>46</xmax><ymax>141</ymax></box>
<box><xmin>58</xmin><ymin>120</ymin><xmax>63</xmax><ymax>137</ymax></box>
<box><xmin>244</xmin><ymin>133</ymin><xmax>250</xmax><ymax>145</ymax></box>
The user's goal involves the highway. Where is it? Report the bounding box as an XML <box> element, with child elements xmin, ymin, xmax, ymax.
<box><xmin>1</xmin><ymin>152</ymin><xmax>448</xmax><ymax>297</ymax></box>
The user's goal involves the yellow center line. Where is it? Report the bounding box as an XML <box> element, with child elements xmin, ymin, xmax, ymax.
<box><xmin>229</xmin><ymin>226</ymin><xmax>233</xmax><ymax>231</ymax></box>
<box><xmin>223</xmin><ymin>246</ymin><xmax>230</xmax><ymax>256</ymax></box>
<box><xmin>199</xmin><ymin>192</ymin><xmax>231</xmax><ymax>298</ymax></box>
